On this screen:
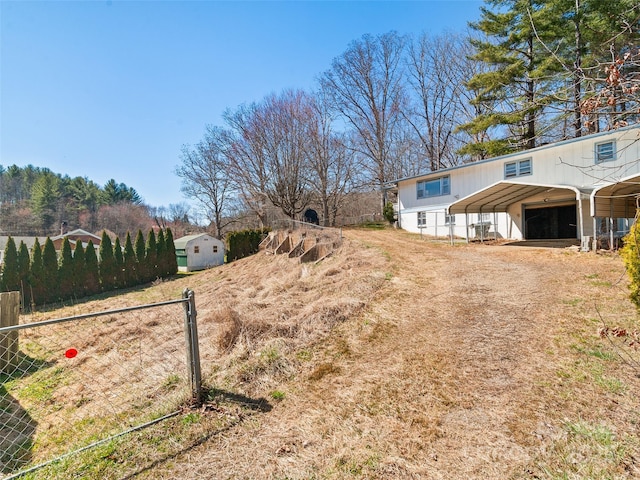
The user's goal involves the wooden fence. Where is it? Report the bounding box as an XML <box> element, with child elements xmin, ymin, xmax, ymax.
<box><xmin>0</xmin><ymin>291</ymin><xmax>20</xmax><ymax>374</ymax></box>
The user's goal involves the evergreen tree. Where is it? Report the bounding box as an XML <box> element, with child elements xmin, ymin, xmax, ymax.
<box><xmin>84</xmin><ymin>240</ymin><xmax>100</xmax><ymax>296</ymax></box>
<box><xmin>113</xmin><ymin>237</ymin><xmax>124</xmax><ymax>288</ymax></box>
<box><xmin>1</xmin><ymin>236</ymin><xmax>20</xmax><ymax>293</ymax></box>
<box><xmin>165</xmin><ymin>228</ymin><xmax>178</xmax><ymax>276</ymax></box>
<box><xmin>145</xmin><ymin>229</ymin><xmax>157</xmax><ymax>282</ymax></box>
<box><xmin>17</xmin><ymin>241</ymin><xmax>31</xmax><ymax>307</ymax></box>
<box><xmin>99</xmin><ymin>231</ymin><xmax>117</xmax><ymax>292</ymax></box>
<box><xmin>72</xmin><ymin>240</ymin><xmax>86</xmax><ymax>298</ymax></box>
<box><xmin>460</xmin><ymin>0</ymin><xmax>558</xmax><ymax>157</ymax></box>
<box><xmin>134</xmin><ymin>229</ymin><xmax>146</xmax><ymax>284</ymax></box>
<box><xmin>58</xmin><ymin>237</ymin><xmax>74</xmax><ymax>301</ymax></box>
<box><xmin>542</xmin><ymin>0</ymin><xmax>640</xmax><ymax>135</ymax></box>
<box><xmin>42</xmin><ymin>237</ymin><xmax>59</xmax><ymax>303</ymax></box>
<box><xmin>156</xmin><ymin>229</ymin><xmax>166</xmax><ymax>278</ymax></box>
<box><xmin>123</xmin><ymin>232</ymin><xmax>137</xmax><ymax>288</ymax></box>
<box><xmin>31</xmin><ymin>173</ymin><xmax>61</xmax><ymax>232</ymax></box>
<box><xmin>29</xmin><ymin>238</ymin><xmax>45</xmax><ymax>306</ymax></box>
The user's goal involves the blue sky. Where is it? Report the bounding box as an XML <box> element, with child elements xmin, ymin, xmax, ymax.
<box><xmin>1</xmin><ymin>0</ymin><xmax>483</xmax><ymax>209</ymax></box>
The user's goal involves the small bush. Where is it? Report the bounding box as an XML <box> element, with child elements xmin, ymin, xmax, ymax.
<box><xmin>226</xmin><ymin>228</ymin><xmax>270</xmax><ymax>262</ymax></box>
<box><xmin>620</xmin><ymin>216</ymin><xmax>640</xmax><ymax>308</ymax></box>
<box><xmin>383</xmin><ymin>201</ymin><xmax>395</xmax><ymax>224</ymax></box>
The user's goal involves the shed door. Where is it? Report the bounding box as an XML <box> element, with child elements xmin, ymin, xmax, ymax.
<box><xmin>524</xmin><ymin>204</ymin><xmax>577</xmax><ymax>239</ymax></box>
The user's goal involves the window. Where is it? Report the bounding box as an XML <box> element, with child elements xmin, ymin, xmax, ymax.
<box><xmin>417</xmin><ymin>211</ymin><xmax>427</xmax><ymax>227</ymax></box>
<box><xmin>417</xmin><ymin>176</ymin><xmax>450</xmax><ymax>199</ymax></box>
<box><xmin>445</xmin><ymin>214</ymin><xmax>456</xmax><ymax>225</ymax></box>
<box><xmin>595</xmin><ymin>141</ymin><xmax>616</xmax><ymax>163</ymax></box>
<box><xmin>194</xmin><ymin>245</ymin><xmax>200</xmax><ymax>254</ymax></box>
<box><xmin>478</xmin><ymin>213</ymin><xmax>490</xmax><ymax>223</ymax></box>
<box><xmin>213</xmin><ymin>245</ymin><xmax>218</xmax><ymax>253</ymax></box>
<box><xmin>504</xmin><ymin>158</ymin><xmax>532</xmax><ymax>178</ymax></box>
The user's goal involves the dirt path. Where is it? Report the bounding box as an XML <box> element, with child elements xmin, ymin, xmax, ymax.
<box><xmin>146</xmin><ymin>229</ymin><xmax>639</xmax><ymax>479</ymax></box>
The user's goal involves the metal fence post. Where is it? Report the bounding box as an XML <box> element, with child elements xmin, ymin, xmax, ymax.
<box><xmin>1</xmin><ymin>291</ymin><xmax>20</xmax><ymax>374</ymax></box>
<box><xmin>183</xmin><ymin>288</ymin><xmax>203</xmax><ymax>406</ymax></box>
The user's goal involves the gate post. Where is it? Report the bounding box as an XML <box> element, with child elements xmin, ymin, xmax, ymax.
<box><xmin>0</xmin><ymin>291</ymin><xmax>20</xmax><ymax>374</ymax></box>
<box><xmin>183</xmin><ymin>288</ymin><xmax>203</xmax><ymax>406</ymax></box>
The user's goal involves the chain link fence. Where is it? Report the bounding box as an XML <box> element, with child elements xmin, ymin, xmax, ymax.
<box><xmin>0</xmin><ymin>289</ymin><xmax>201</xmax><ymax>479</ymax></box>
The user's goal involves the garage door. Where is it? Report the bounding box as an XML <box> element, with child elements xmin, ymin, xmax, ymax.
<box><xmin>524</xmin><ymin>204</ymin><xmax>577</xmax><ymax>239</ymax></box>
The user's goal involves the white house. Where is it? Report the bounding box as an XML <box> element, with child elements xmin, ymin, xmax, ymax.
<box><xmin>391</xmin><ymin>125</ymin><xmax>640</xmax><ymax>249</ymax></box>
<box><xmin>174</xmin><ymin>234</ymin><xmax>225</xmax><ymax>272</ymax></box>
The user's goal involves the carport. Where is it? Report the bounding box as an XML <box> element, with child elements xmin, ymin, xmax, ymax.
<box><xmin>590</xmin><ymin>174</ymin><xmax>640</xmax><ymax>249</ymax></box>
<box><xmin>448</xmin><ymin>181</ymin><xmax>589</xmax><ymax>243</ymax></box>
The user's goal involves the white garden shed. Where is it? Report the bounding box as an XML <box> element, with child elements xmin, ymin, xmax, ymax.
<box><xmin>174</xmin><ymin>234</ymin><xmax>225</xmax><ymax>272</ymax></box>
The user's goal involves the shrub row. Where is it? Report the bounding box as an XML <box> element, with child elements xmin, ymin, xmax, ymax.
<box><xmin>226</xmin><ymin>228</ymin><xmax>269</xmax><ymax>262</ymax></box>
<box><xmin>0</xmin><ymin>228</ymin><xmax>178</xmax><ymax>308</ymax></box>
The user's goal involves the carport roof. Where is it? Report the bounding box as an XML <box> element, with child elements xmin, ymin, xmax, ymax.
<box><xmin>591</xmin><ymin>174</ymin><xmax>640</xmax><ymax>218</ymax></box>
<box><xmin>448</xmin><ymin>181</ymin><xmax>586</xmax><ymax>215</ymax></box>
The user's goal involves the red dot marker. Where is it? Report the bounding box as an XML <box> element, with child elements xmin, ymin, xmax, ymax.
<box><xmin>65</xmin><ymin>348</ymin><xmax>78</xmax><ymax>359</ymax></box>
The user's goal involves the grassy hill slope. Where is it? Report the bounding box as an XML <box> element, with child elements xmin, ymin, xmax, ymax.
<box><xmin>21</xmin><ymin>228</ymin><xmax>640</xmax><ymax>479</ymax></box>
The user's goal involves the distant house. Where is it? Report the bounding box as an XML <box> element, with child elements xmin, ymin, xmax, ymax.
<box><xmin>49</xmin><ymin>229</ymin><xmax>103</xmax><ymax>250</ymax></box>
<box><xmin>0</xmin><ymin>229</ymin><xmax>103</xmax><ymax>265</ymax></box>
<box><xmin>174</xmin><ymin>234</ymin><xmax>225</xmax><ymax>272</ymax></box>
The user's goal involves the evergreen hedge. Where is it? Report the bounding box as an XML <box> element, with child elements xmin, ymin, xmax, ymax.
<box><xmin>0</xmin><ymin>228</ymin><xmax>179</xmax><ymax>308</ymax></box>
<box><xmin>226</xmin><ymin>228</ymin><xmax>269</xmax><ymax>262</ymax></box>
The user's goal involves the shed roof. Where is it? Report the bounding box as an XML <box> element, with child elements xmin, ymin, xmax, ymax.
<box><xmin>174</xmin><ymin>233</ymin><xmax>223</xmax><ymax>250</ymax></box>
<box><xmin>448</xmin><ymin>181</ymin><xmax>587</xmax><ymax>215</ymax></box>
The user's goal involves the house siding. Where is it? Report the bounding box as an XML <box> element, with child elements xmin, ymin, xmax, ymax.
<box><xmin>395</xmin><ymin>126</ymin><xmax>640</xmax><ymax>241</ymax></box>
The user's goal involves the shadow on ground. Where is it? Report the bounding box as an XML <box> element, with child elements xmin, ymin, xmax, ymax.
<box><xmin>503</xmin><ymin>239</ymin><xmax>580</xmax><ymax>248</ymax></box>
<box><xmin>0</xmin><ymin>351</ymin><xmax>51</xmax><ymax>475</ymax></box>
<box><xmin>119</xmin><ymin>389</ymin><xmax>272</xmax><ymax>480</ymax></box>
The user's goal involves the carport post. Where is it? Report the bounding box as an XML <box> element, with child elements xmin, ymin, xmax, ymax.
<box><xmin>576</xmin><ymin>196</ymin><xmax>585</xmax><ymax>245</ymax></box>
<box><xmin>449</xmin><ymin>217</ymin><xmax>454</xmax><ymax>246</ymax></box>
<box><xmin>435</xmin><ymin>212</ymin><xmax>438</xmax><ymax>238</ymax></box>
<box><xmin>493</xmin><ymin>211</ymin><xmax>498</xmax><ymax>241</ymax></box>
<box><xmin>610</xmin><ymin>199</ymin><xmax>615</xmax><ymax>250</ymax></box>
<box><xmin>464</xmin><ymin>211</ymin><xmax>470</xmax><ymax>243</ymax></box>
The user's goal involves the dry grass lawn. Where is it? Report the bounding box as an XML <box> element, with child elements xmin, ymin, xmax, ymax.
<box><xmin>18</xmin><ymin>227</ymin><xmax>640</xmax><ymax>478</ymax></box>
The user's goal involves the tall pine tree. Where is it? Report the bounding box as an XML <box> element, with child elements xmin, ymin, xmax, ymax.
<box><xmin>17</xmin><ymin>241</ymin><xmax>31</xmax><ymax>307</ymax></box>
<box><xmin>145</xmin><ymin>229</ymin><xmax>157</xmax><ymax>283</ymax></box>
<box><xmin>156</xmin><ymin>229</ymin><xmax>166</xmax><ymax>279</ymax></box>
<box><xmin>113</xmin><ymin>237</ymin><xmax>124</xmax><ymax>289</ymax></box>
<box><xmin>460</xmin><ymin>0</ymin><xmax>558</xmax><ymax>157</ymax></box>
<box><xmin>42</xmin><ymin>238</ymin><xmax>59</xmax><ymax>303</ymax></box>
<box><xmin>84</xmin><ymin>240</ymin><xmax>100</xmax><ymax>296</ymax></box>
<box><xmin>123</xmin><ymin>232</ymin><xmax>137</xmax><ymax>288</ymax></box>
<box><xmin>165</xmin><ymin>228</ymin><xmax>178</xmax><ymax>276</ymax></box>
<box><xmin>29</xmin><ymin>238</ymin><xmax>45</xmax><ymax>307</ymax></box>
<box><xmin>1</xmin><ymin>236</ymin><xmax>20</xmax><ymax>293</ymax></box>
<box><xmin>58</xmin><ymin>237</ymin><xmax>74</xmax><ymax>301</ymax></box>
<box><xmin>99</xmin><ymin>231</ymin><xmax>117</xmax><ymax>292</ymax></box>
<box><xmin>72</xmin><ymin>240</ymin><xmax>87</xmax><ymax>298</ymax></box>
<box><xmin>134</xmin><ymin>229</ymin><xmax>146</xmax><ymax>284</ymax></box>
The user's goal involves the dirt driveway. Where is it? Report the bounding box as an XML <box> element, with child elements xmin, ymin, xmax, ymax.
<box><xmin>149</xmin><ymin>229</ymin><xmax>640</xmax><ymax>479</ymax></box>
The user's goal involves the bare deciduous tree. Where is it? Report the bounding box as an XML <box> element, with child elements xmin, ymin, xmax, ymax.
<box><xmin>405</xmin><ymin>33</ymin><xmax>478</xmax><ymax>170</ymax></box>
<box><xmin>305</xmin><ymin>91</ymin><xmax>356</xmax><ymax>226</ymax></box>
<box><xmin>320</xmin><ymin>31</ymin><xmax>407</xmax><ymax>188</ymax></box>
<box><xmin>224</xmin><ymin>90</ymin><xmax>313</xmax><ymax>222</ymax></box>
<box><xmin>96</xmin><ymin>203</ymin><xmax>151</xmax><ymax>238</ymax></box>
<box><xmin>176</xmin><ymin>126</ymin><xmax>235</xmax><ymax>239</ymax></box>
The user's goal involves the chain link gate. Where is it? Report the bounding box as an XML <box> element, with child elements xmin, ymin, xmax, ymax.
<box><xmin>0</xmin><ymin>288</ymin><xmax>201</xmax><ymax>479</ymax></box>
